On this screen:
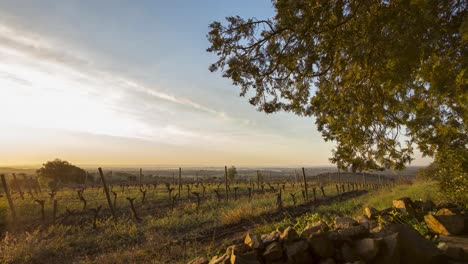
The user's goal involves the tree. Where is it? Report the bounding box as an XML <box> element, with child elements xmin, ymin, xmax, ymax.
<box><xmin>36</xmin><ymin>159</ymin><xmax>86</xmax><ymax>184</ymax></box>
<box><xmin>227</xmin><ymin>166</ymin><xmax>238</xmax><ymax>182</ymax></box>
<box><xmin>207</xmin><ymin>0</ymin><xmax>467</xmax><ymax>173</ymax></box>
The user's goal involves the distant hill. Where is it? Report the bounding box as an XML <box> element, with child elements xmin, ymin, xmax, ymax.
<box><xmin>0</xmin><ymin>167</ymin><xmax>38</xmax><ymax>175</ymax></box>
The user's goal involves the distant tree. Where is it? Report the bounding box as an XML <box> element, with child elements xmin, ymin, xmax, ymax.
<box><xmin>36</xmin><ymin>159</ymin><xmax>86</xmax><ymax>184</ymax></box>
<box><xmin>227</xmin><ymin>166</ymin><xmax>238</xmax><ymax>182</ymax></box>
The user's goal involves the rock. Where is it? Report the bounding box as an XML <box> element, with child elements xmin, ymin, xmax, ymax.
<box><xmin>413</xmin><ymin>200</ymin><xmax>424</xmax><ymax>210</ymax></box>
<box><xmin>284</xmin><ymin>240</ymin><xmax>313</xmax><ymax>264</ymax></box>
<box><xmin>379</xmin><ymin>207</ymin><xmax>394</xmax><ymax>215</ymax></box>
<box><xmin>368</xmin><ymin>219</ymin><xmax>378</xmax><ymax>230</ymax></box>
<box><xmin>308</xmin><ymin>232</ymin><xmax>334</xmax><ymax>258</ymax></box>
<box><xmin>318</xmin><ymin>258</ymin><xmax>335</xmax><ymax>264</ymax></box>
<box><xmin>424</xmin><ymin>214</ymin><xmax>464</xmax><ymax>236</ymax></box>
<box><xmin>436</xmin><ymin>208</ymin><xmax>459</xmax><ymax>216</ymax></box>
<box><xmin>436</xmin><ymin>202</ymin><xmax>458</xmax><ymax>210</ymax></box>
<box><xmin>230</xmin><ymin>250</ymin><xmax>260</xmax><ymax>264</ymax></box>
<box><xmin>335</xmin><ymin>217</ymin><xmax>358</xmax><ymax>229</ymax></box>
<box><xmin>364</xmin><ymin>207</ymin><xmax>379</xmax><ymax>219</ymax></box>
<box><xmin>262</xmin><ymin>231</ymin><xmax>281</xmax><ymax>245</ymax></box>
<box><xmin>373</xmin><ymin>233</ymin><xmax>400</xmax><ymax>264</ymax></box>
<box><xmin>300</xmin><ymin>221</ymin><xmax>330</xmax><ymax>239</ymax></box>
<box><xmin>340</xmin><ymin>243</ymin><xmax>359</xmax><ymax>263</ymax></box>
<box><xmin>438</xmin><ymin>242</ymin><xmax>468</xmax><ymax>262</ymax></box>
<box><xmin>337</xmin><ymin>225</ymin><xmax>368</xmax><ymax>239</ymax></box>
<box><xmin>245</xmin><ymin>232</ymin><xmax>264</xmax><ymax>250</ymax></box>
<box><xmin>355</xmin><ymin>215</ymin><xmax>367</xmax><ymax>222</ymax></box>
<box><xmin>393</xmin><ymin>197</ymin><xmax>416</xmax><ymax>216</ymax></box>
<box><xmin>262</xmin><ymin>242</ymin><xmax>283</xmax><ymax>262</ymax></box>
<box><xmin>370</xmin><ymin>226</ymin><xmax>382</xmax><ymax>234</ymax></box>
<box><xmin>356</xmin><ymin>215</ymin><xmax>377</xmax><ymax>230</ymax></box>
<box><xmin>352</xmin><ymin>238</ymin><xmax>380</xmax><ymax>262</ymax></box>
<box><xmin>227</xmin><ymin>244</ymin><xmax>251</xmax><ymax>256</ymax></box>
<box><xmin>422</xmin><ymin>200</ymin><xmax>436</xmax><ymax>212</ymax></box>
<box><xmin>209</xmin><ymin>254</ymin><xmax>230</xmax><ymax>264</ymax></box>
<box><xmin>280</xmin><ymin>226</ymin><xmax>300</xmax><ymax>244</ymax></box>
<box><xmin>378</xmin><ymin>215</ymin><xmax>393</xmax><ymax>226</ymax></box>
<box><xmin>188</xmin><ymin>256</ymin><xmax>209</xmax><ymax>264</ymax></box>
<box><xmin>378</xmin><ymin>224</ymin><xmax>443</xmax><ymax>263</ymax></box>
<box><xmin>438</xmin><ymin>235</ymin><xmax>468</xmax><ymax>262</ymax></box>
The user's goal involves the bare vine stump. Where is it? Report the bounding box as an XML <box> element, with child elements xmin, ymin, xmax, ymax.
<box><xmin>234</xmin><ymin>187</ymin><xmax>239</xmax><ymax>201</ymax></box>
<box><xmin>312</xmin><ymin>187</ymin><xmax>317</xmax><ymax>202</ymax></box>
<box><xmin>214</xmin><ymin>190</ymin><xmax>221</xmax><ymax>203</ymax></box>
<box><xmin>290</xmin><ymin>192</ymin><xmax>297</xmax><ymax>205</ymax></box>
<box><xmin>77</xmin><ymin>189</ymin><xmax>87</xmax><ymax>211</ymax></box>
<box><xmin>112</xmin><ymin>191</ymin><xmax>117</xmax><ymax>209</ymax></box>
<box><xmin>35</xmin><ymin>199</ymin><xmax>45</xmax><ymax>222</ymax></box>
<box><xmin>171</xmin><ymin>194</ymin><xmax>179</xmax><ymax>211</ymax></box>
<box><xmin>52</xmin><ymin>199</ymin><xmax>57</xmax><ymax>224</ymax></box>
<box><xmin>90</xmin><ymin>205</ymin><xmax>102</xmax><ymax>229</ymax></box>
<box><xmin>126</xmin><ymin>197</ymin><xmax>140</xmax><ymax>221</ymax></box>
<box><xmin>320</xmin><ymin>186</ymin><xmax>326</xmax><ymax>197</ymax></box>
<box><xmin>202</xmin><ymin>184</ymin><xmax>206</xmax><ymax>198</ymax></box>
<box><xmin>276</xmin><ymin>189</ymin><xmax>282</xmax><ymax>209</ymax></box>
<box><xmin>48</xmin><ymin>190</ymin><xmax>56</xmax><ymax>201</ymax></box>
<box><xmin>139</xmin><ymin>188</ymin><xmax>147</xmax><ymax>205</ymax></box>
<box><xmin>192</xmin><ymin>192</ymin><xmax>201</xmax><ymax>213</ymax></box>
<box><xmin>168</xmin><ymin>187</ymin><xmax>174</xmax><ymax>200</ymax></box>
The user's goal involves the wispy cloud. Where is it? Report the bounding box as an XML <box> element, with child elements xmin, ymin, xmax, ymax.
<box><xmin>0</xmin><ymin>22</ymin><xmax>229</xmax><ymax>120</ymax></box>
<box><xmin>0</xmin><ymin>22</ymin><xmax>240</xmax><ymax>145</ymax></box>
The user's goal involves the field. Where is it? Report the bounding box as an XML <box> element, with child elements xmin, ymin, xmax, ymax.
<box><xmin>0</xmin><ymin>167</ymin><xmax>426</xmax><ymax>263</ymax></box>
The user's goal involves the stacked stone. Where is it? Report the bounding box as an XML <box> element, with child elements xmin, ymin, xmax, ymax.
<box><xmin>189</xmin><ymin>197</ymin><xmax>467</xmax><ymax>264</ymax></box>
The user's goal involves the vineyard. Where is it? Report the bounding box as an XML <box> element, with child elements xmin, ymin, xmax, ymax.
<box><xmin>0</xmin><ymin>168</ymin><xmax>396</xmax><ymax>228</ymax></box>
<box><xmin>0</xmin><ymin>167</ymin><xmax>401</xmax><ymax>263</ymax></box>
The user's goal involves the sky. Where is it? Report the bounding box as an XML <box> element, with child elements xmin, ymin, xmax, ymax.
<box><xmin>0</xmin><ymin>0</ymin><xmax>431</xmax><ymax>168</ymax></box>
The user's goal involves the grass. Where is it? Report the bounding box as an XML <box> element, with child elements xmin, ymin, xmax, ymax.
<box><xmin>258</xmin><ymin>180</ymin><xmax>445</xmax><ymax>235</ymax></box>
<box><xmin>0</xmin><ymin>179</ymin><xmax>449</xmax><ymax>263</ymax></box>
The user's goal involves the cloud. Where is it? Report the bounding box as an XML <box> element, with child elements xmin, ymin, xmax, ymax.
<box><xmin>0</xmin><ymin>20</ymin><xmax>310</xmax><ymax>160</ymax></box>
<box><xmin>0</xmin><ymin>22</ymin><xmax>229</xmax><ymax>120</ymax></box>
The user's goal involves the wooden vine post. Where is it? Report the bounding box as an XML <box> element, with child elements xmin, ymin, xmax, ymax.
<box><xmin>178</xmin><ymin>168</ymin><xmax>182</xmax><ymax>198</ymax></box>
<box><xmin>1</xmin><ymin>174</ymin><xmax>16</xmax><ymax>221</ymax></box>
<box><xmin>98</xmin><ymin>168</ymin><xmax>116</xmax><ymax>219</ymax></box>
<box><xmin>12</xmin><ymin>173</ymin><xmax>23</xmax><ymax>200</ymax></box>
<box><xmin>224</xmin><ymin>166</ymin><xmax>229</xmax><ymax>201</ymax></box>
<box><xmin>256</xmin><ymin>170</ymin><xmax>260</xmax><ymax>191</ymax></box>
<box><xmin>139</xmin><ymin>168</ymin><xmax>142</xmax><ymax>186</ymax></box>
<box><xmin>301</xmin><ymin>167</ymin><xmax>309</xmax><ymax>201</ymax></box>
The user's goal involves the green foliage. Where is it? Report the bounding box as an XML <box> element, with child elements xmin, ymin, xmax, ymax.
<box><xmin>36</xmin><ymin>159</ymin><xmax>86</xmax><ymax>184</ymax></box>
<box><xmin>207</xmin><ymin>0</ymin><xmax>467</xmax><ymax>173</ymax></box>
<box><xmin>433</xmin><ymin>147</ymin><xmax>468</xmax><ymax>204</ymax></box>
<box><xmin>388</xmin><ymin>209</ymin><xmax>431</xmax><ymax>239</ymax></box>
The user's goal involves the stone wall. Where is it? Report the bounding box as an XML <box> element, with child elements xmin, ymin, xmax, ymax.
<box><xmin>189</xmin><ymin>197</ymin><xmax>467</xmax><ymax>264</ymax></box>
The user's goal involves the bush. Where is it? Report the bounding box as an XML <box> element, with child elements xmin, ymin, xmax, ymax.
<box><xmin>434</xmin><ymin>147</ymin><xmax>468</xmax><ymax>204</ymax></box>
<box><xmin>36</xmin><ymin>159</ymin><xmax>86</xmax><ymax>185</ymax></box>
